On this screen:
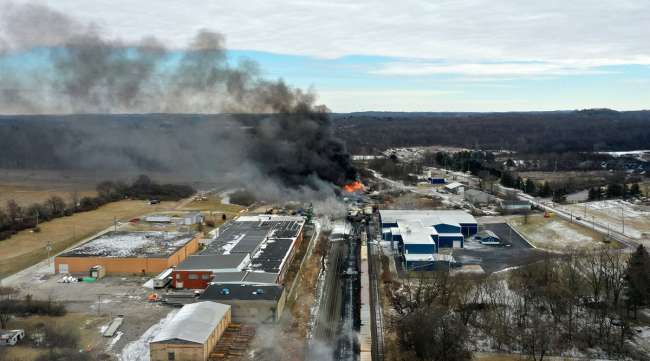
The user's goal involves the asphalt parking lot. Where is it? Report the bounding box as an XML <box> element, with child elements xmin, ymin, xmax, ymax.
<box><xmin>454</xmin><ymin>222</ymin><xmax>548</xmax><ymax>274</ymax></box>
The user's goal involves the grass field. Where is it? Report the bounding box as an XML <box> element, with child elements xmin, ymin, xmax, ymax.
<box><xmin>0</xmin><ymin>184</ymin><xmax>97</xmax><ymax>207</ymax></box>
<box><xmin>518</xmin><ymin>170</ymin><xmax>610</xmax><ymax>183</ymax></box>
<box><xmin>2</xmin><ymin>313</ymin><xmax>109</xmax><ymax>361</ymax></box>
<box><xmin>179</xmin><ymin>195</ymin><xmax>246</xmax><ymax>226</ymax></box>
<box><xmin>510</xmin><ymin>213</ymin><xmax>618</xmax><ymax>252</ymax></box>
<box><xmin>0</xmin><ymin>199</ymin><xmax>180</xmax><ymax>278</ymax></box>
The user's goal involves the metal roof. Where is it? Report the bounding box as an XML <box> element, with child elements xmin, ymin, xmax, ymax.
<box><xmin>445</xmin><ymin>182</ymin><xmax>464</xmax><ymax>189</ymax></box>
<box><xmin>248</xmin><ymin>238</ymin><xmax>294</xmax><ymax>273</ymax></box>
<box><xmin>243</xmin><ymin>272</ymin><xmax>279</xmax><ymax>284</ymax></box>
<box><xmin>199</xmin><ymin>283</ymin><xmax>284</xmax><ymax>302</ymax></box>
<box><xmin>59</xmin><ymin>231</ymin><xmax>196</xmax><ymax>258</ymax></box>
<box><xmin>210</xmin><ymin>272</ymin><xmax>247</xmax><ymax>283</ymax></box>
<box><xmin>175</xmin><ymin>254</ymin><xmax>248</xmax><ymax>271</ymax></box>
<box><xmin>397</xmin><ymin>220</ymin><xmax>435</xmax><ymax>245</ymax></box>
<box><xmin>379</xmin><ymin>210</ymin><xmax>476</xmax><ymax>226</ymax></box>
<box><xmin>151</xmin><ymin>302</ymin><xmax>230</xmax><ymax>344</ymax></box>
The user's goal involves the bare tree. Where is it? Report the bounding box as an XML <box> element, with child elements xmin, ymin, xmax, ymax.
<box><xmin>0</xmin><ymin>287</ymin><xmax>18</xmax><ymax>329</ymax></box>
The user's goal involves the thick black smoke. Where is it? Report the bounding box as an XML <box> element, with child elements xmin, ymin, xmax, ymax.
<box><xmin>0</xmin><ymin>3</ymin><xmax>356</xmax><ymax>192</ymax></box>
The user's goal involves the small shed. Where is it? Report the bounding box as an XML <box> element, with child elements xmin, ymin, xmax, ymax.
<box><xmin>150</xmin><ymin>302</ymin><xmax>231</xmax><ymax>361</ymax></box>
<box><xmin>445</xmin><ymin>182</ymin><xmax>465</xmax><ymax>194</ymax></box>
<box><xmin>428</xmin><ymin>177</ymin><xmax>447</xmax><ymax>184</ymax></box>
<box><xmin>183</xmin><ymin>213</ymin><xmax>204</xmax><ymax>225</ymax></box>
<box><xmin>145</xmin><ymin>215</ymin><xmax>172</xmax><ymax>223</ymax></box>
<box><xmin>90</xmin><ymin>265</ymin><xmax>106</xmax><ymax>279</ymax></box>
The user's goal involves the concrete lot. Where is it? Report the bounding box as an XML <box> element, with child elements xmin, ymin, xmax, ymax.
<box><xmin>2</xmin><ymin>259</ymin><xmax>175</xmax><ymax>358</ymax></box>
<box><xmin>454</xmin><ymin>222</ymin><xmax>548</xmax><ymax>274</ymax></box>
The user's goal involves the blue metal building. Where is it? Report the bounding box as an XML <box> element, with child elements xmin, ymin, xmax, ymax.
<box><xmin>379</xmin><ymin>210</ymin><xmax>478</xmax><ymax>270</ymax></box>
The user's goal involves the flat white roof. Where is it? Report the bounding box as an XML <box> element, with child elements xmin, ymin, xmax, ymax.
<box><xmin>398</xmin><ymin>220</ymin><xmax>435</xmax><ymax>245</ymax></box>
<box><xmin>379</xmin><ymin>210</ymin><xmax>476</xmax><ymax>226</ymax></box>
<box><xmin>445</xmin><ymin>182</ymin><xmax>464</xmax><ymax>189</ymax></box>
<box><xmin>152</xmin><ymin>301</ymin><xmax>230</xmax><ymax>344</ymax></box>
<box><xmin>236</xmin><ymin>215</ymin><xmax>305</xmax><ymax>222</ymax></box>
<box><xmin>380</xmin><ymin>210</ymin><xmax>476</xmax><ymax>245</ymax></box>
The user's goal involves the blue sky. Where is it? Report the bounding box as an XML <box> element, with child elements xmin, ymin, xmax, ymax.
<box><xmin>2</xmin><ymin>0</ymin><xmax>650</xmax><ymax>112</ymax></box>
<box><xmin>230</xmin><ymin>50</ymin><xmax>650</xmax><ymax>112</ymax></box>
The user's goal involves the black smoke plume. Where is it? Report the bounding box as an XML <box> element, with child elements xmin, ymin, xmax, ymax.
<box><xmin>0</xmin><ymin>3</ymin><xmax>356</xmax><ymax>192</ymax></box>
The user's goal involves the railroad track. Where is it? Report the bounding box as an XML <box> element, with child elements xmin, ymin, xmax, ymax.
<box><xmin>312</xmin><ymin>240</ymin><xmax>345</xmax><ymax>341</ymax></box>
<box><xmin>368</xmin><ymin>242</ymin><xmax>385</xmax><ymax>361</ymax></box>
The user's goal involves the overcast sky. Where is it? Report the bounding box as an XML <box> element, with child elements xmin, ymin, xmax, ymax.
<box><xmin>3</xmin><ymin>0</ymin><xmax>650</xmax><ymax>112</ymax></box>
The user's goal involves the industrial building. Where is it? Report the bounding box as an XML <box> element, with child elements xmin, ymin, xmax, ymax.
<box><xmin>198</xmin><ymin>283</ymin><xmax>286</xmax><ymax>324</ymax></box>
<box><xmin>445</xmin><ymin>182</ymin><xmax>465</xmax><ymax>194</ymax></box>
<box><xmin>379</xmin><ymin>210</ymin><xmax>477</xmax><ymax>270</ymax></box>
<box><xmin>464</xmin><ymin>189</ymin><xmax>495</xmax><ymax>206</ymax></box>
<box><xmin>500</xmin><ymin>200</ymin><xmax>532</xmax><ymax>214</ymax></box>
<box><xmin>144</xmin><ymin>212</ymin><xmax>204</xmax><ymax>225</ymax></box>
<box><xmin>172</xmin><ymin>215</ymin><xmax>305</xmax><ymax>289</ymax></box>
<box><xmin>54</xmin><ymin>231</ymin><xmax>200</xmax><ymax>275</ymax></box>
<box><xmin>150</xmin><ymin>302</ymin><xmax>231</xmax><ymax>361</ymax></box>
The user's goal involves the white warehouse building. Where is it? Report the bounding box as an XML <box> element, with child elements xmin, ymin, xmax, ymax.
<box><xmin>379</xmin><ymin>210</ymin><xmax>477</xmax><ymax>270</ymax></box>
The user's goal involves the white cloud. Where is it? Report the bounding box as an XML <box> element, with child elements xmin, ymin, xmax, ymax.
<box><xmin>4</xmin><ymin>0</ymin><xmax>649</xmax><ymax>68</ymax></box>
<box><xmin>372</xmin><ymin>61</ymin><xmax>620</xmax><ymax>77</ymax></box>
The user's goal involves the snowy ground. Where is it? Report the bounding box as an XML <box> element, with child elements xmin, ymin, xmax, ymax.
<box><xmin>511</xmin><ymin>215</ymin><xmax>602</xmax><ymax>251</ymax></box>
<box><xmin>561</xmin><ymin>199</ymin><xmax>650</xmax><ymax>240</ymax></box>
<box><xmin>119</xmin><ymin>309</ymin><xmax>178</xmax><ymax>361</ymax></box>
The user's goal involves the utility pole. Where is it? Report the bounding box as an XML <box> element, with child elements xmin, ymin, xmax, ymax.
<box><xmin>46</xmin><ymin>241</ymin><xmax>52</xmax><ymax>267</ymax></box>
<box><xmin>592</xmin><ymin>216</ymin><xmax>595</xmax><ymax>233</ymax></box>
<box><xmin>621</xmin><ymin>207</ymin><xmax>625</xmax><ymax>235</ymax></box>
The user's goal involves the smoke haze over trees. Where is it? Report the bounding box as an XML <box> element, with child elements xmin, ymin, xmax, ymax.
<box><xmin>0</xmin><ymin>3</ymin><xmax>356</xmax><ymax>194</ymax></box>
<box><xmin>333</xmin><ymin>110</ymin><xmax>650</xmax><ymax>154</ymax></box>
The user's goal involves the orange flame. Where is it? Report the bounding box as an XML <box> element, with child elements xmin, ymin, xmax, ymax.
<box><xmin>343</xmin><ymin>180</ymin><xmax>365</xmax><ymax>193</ymax></box>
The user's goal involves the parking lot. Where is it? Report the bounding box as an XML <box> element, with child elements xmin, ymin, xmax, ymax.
<box><xmin>454</xmin><ymin>222</ymin><xmax>548</xmax><ymax>274</ymax></box>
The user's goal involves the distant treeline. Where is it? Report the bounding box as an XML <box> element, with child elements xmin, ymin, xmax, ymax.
<box><xmin>332</xmin><ymin>109</ymin><xmax>650</xmax><ymax>153</ymax></box>
<box><xmin>0</xmin><ymin>175</ymin><xmax>194</xmax><ymax>241</ymax></box>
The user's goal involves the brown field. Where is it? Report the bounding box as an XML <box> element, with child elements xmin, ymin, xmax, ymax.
<box><xmin>2</xmin><ymin>313</ymin><xmax>109</xmax><ymax>361</ymax></box>
<box><xmin>0</xmin><ymin>199</ymin><xmax>181</xmax><ymax>278</ymax></box>
<box><xmin>179</xmin><ymin>195</ymin><xmax>246</xmax><ymax>227</ymax></box>
<box><xmin>0</xmin><ymin>183</ymin><xmax>97</xmax><ymax>207</ymax></box>
<box><xmin>519</xmin><ymin>170</ymin><xmax>610</xmax><ymax>183</ymax></box>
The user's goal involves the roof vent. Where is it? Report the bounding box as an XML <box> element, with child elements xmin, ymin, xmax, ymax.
<box><xmin>221</xmin><ymin>288</ymin><xmax>230</xmax><ymax>295</ymax></box>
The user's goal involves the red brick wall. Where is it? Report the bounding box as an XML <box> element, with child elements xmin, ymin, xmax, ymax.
<box><xmin>171</xmin><ymin>270</ymin><xmax>213</xmax><ymax>289</ymax></box>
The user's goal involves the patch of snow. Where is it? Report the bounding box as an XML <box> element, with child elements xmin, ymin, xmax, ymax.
<box><xmin>119</xmin><ymin>310</ymin><xmax>178</xmax><ymax>361</ymax></box>
<box><xmin>70</xmin><ymin>231</ymin><xmax>194</xmax><ymax>258</ymax></box>
<box><xmin>105</xmin><ymin>331</ymin><xmax>123</xmax><ymax>352</ymax></box>
<box><xmin>543</xmin><ymin>221</ymin><xmax>593</xmax><ymax>243</ymax></box>
<box><xmin>142</xmin><ymin>279</ymin><xmax>154</xmax><ymax>289</ymax></box>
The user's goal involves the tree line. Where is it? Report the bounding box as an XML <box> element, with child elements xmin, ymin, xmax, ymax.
<box><xmin>0</xmin><ymin>287</ymin><xmax>97</xmax><ymax>361</ymax></box>
<box><xmin>387</xmin><ymin>246</ymin><xmax>650</xmax><ymax>361</ymax></box>
<box><xmin>333</xmin><ymin>109</ymin><xmax>650</xmax><ymax>154</ymax></box>
<box><xmin>0</xmin><ymin>175</ymin><xmax>194</xmax><ymax>241</ymax></box>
